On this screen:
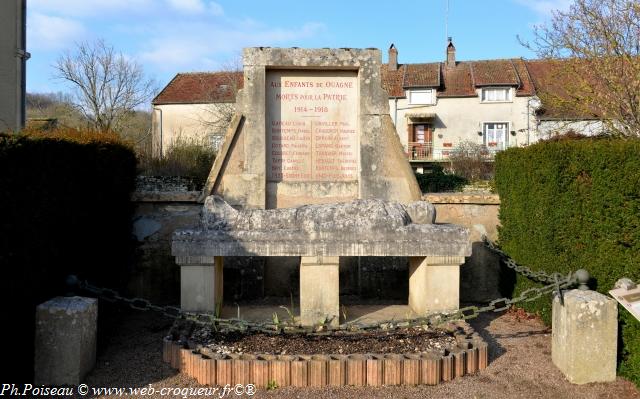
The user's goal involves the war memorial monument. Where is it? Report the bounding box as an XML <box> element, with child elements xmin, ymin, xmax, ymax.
<box><xmin>172</xmin><ymin>47</ymin><xmax>472</xmax><ymax>326</ymax></box>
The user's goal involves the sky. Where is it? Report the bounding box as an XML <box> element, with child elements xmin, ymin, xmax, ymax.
<box><xmin>26</xmin><ymin>0</ymin><xmax>572</xmax><ymax>98</ymax></box>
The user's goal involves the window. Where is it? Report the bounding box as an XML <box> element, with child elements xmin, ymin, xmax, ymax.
<box><xmin>484</xmin><ymin>122</ymin><xmax>508</xmax><ymax>150</ymax></box>
<box><xmin>481</xmin><ymin>88</ymin><xmax>511</xmax><ymax>102</ymax></box>
<box><xmin>210</xmin><ymin>134</ymin><xmax>224</xmax><ymax>151</ymax></box>
<box><xmin>408</xmin><ymin>89</ymin><xmax>435</xmax><ymax>105</ymax></box>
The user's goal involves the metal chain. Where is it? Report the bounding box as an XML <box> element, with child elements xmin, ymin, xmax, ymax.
<box><xmin>482</xmin><ymin>236</ymin><xmax>576</xmax><ymax>286</ymax></box>
<box><xmin>72</xmin><ymin>242</ymin><xmax>583</xmax><ymax>334</ymax></box>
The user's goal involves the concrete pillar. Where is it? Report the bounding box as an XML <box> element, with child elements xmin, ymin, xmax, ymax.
<box><xmin>408</xmin><ymin>256</ymin><xmax>465</xmax><ymax>315</ymax></box>
<box><xmin>179</xmin><ymin>256</ymin><xmax>224</xmax><ymax>313</ymax></box>
<box><xmin>300</xmin><ymin>256</ymin><xmax>339</xmax><ymax>326</ymax></box>
<box><xmin>34</xmin><ymin>296</ymin><xmax>97</xmax><ymax>385</ymax></box>
<box><xmin>552</xmin><ymin>289</ymin><xmax>617</xmax><ymax>384</ymax></box>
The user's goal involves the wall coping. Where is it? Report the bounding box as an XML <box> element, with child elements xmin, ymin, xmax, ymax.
<box><xmin>423</xmin><ymin>193</ymin><xmax>500</xmax><ymax>205</ymax></box>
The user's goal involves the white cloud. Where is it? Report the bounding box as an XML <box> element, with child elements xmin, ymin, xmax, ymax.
<box><xmin>29</xmin><ymin>0</ymin><xmax>152</xmax><ymax>17</ymax></box>
<box><xmin>28</xmin><ymin>13</ymin><xmax>86</xmax><ymax>51</ymax></box>
<box><xmin>165</xmin><ymin>0</ymin><xmax>206</xmax><ymax>14</ymax></box>
<box><xmin>515</xmin><ymin>0</ymin><xmax>572</xmax><ymax>17</ymax></box>
<box><xmin>164</xmin><ymin>0</ymin><xmax>224</xmax><ymax>15</ymax></box>
<box><xmin>139</xmin><ymin>21</ymin><xmax>325</xmax><ymax>71</ymax></box>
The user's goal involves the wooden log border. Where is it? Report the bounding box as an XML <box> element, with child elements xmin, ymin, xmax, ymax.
<box><xmin>162</xmin><ymin>323</ymin><xmax>489</xmax><ymax>387</ymax></box>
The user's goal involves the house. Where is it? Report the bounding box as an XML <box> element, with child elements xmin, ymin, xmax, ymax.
<box><xmin>151</xmin><ymin>41</ymin><xmax>598</xmax><ymax>160</ymax></box>
<box><xmin>526</xmin><ymin>59</ymin><xmax>608</xmax><ymax>137</ymax></box>
<box><xmin>151</xmin><ymin>71</ymin><xmax>242</xmax><ymax>157</ymax></box>
<box><xmin>383</xmin><ymin>40</ymin><xmax>538</xmax><ymax>166</ymax></box>
<box><xmin>0</xmin><ymin>0</ymin><xmax>29</xmax><ymax>132</ymax></box>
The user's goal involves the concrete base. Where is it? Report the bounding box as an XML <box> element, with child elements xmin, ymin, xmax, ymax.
<box><xmin>34</xmin><ymin>296</ymin><xmax>97</xmax><ymax>386</ymax></box>
<box><xmin>180</xmin><ymin>256</ymin><xmax>223</xmax><ymax>313</ymax></box>
<box><xmin>300</xmin><ymin>256</ymin><xmax>339</xmax><ymax>326</ymax></box>
<box><xmin>408</xmin><ymin>256</ymin><xmax>464</xmax><ymax>315</ymax></box>
<box><xmin>552</xmin><ymin>289</ymin><xmax>617</xmax><ymax>384</ymax></box>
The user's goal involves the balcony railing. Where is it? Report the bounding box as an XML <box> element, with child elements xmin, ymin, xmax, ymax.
<box><xmin>407</xmin><ymin>142</ymin><xmax>501</xmax><ymax>161</ymax></box>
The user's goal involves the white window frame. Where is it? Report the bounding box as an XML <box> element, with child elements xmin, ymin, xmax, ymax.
<box><xmin>483</xmin><ymin>122</ymin><xmax>509</xmax><ymax>150</ymax></box>
<box><xmin>480</xmin><ymin>87</ymin><xmax>512</xmax><ymax>103</ymax></box>
<box><xmin>408</xmin><ymin>89</ymin><xmax>435</xmax><ymax>105</ymax></box>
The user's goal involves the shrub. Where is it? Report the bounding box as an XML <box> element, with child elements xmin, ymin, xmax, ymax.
<box><xmin>449</xmin><ymin>140</ymin><xmax>494</xmax><ymax>181</ymax></box>
<box><xmin>138</xmin><ymin>136</ymin><xmax>216</xmax><ymax>190</ymax></box>
<box><xmin>415</xmin><ymin>164</ymin><xmax>467</xmax><ymax>193</ymax></box>
<box><xmin>495</xmin><ymin>138</ymin><xmax>640</xmax><ymax>385</ymax></box>
<box><xmin>0</xmin><ymin>130</ymin><xmax>137</xmax><ymax>380</ymax></box>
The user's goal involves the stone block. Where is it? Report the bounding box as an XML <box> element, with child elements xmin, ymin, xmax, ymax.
<box><xmin>34</xmin><ymin>296</ymin><xmax>97</xmax><ymax>386</ymax></box>
<box><xmin>408</xmin><ymin>256</ymin><xmax>464</xmax><ymax>315</ymax></box>
<box><xmin>179</xmin><ymin>257</ymin><xmax>223</xmax><ymax>312</ymax></box>
<box><xmin>552</xmin><ymin>289</ymin><xmax>617</xmax><ymax>384</ymax></box>
<box><xmin>299</xmin><ymin>256</ymin><xmax>339</xmax><ymax>326</ymax></box>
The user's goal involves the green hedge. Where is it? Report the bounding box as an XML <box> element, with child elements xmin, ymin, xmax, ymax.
<box><xmin>0</xmin><ymin>133</ymin><xmax>137</xmax><ymax>380</ymax></box>
<box><xmin>415</xmin><ymin>164</ymin><xmax>467</xmax><ymax>193</ymax></box>
<box><xmin>495</xmin><ymin>138</ymin><xmax>640</xmax><ymax>385</ymax></box>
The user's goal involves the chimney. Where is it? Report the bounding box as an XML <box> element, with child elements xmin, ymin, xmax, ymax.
<box><xmin>446</xmin><ymin>37</ymin><xmax>456</xmax><ymax>67</ymax></box>
<box><xmin>388</xmin><ymin>43</ymin><xmax>398</xmax><ymax>71</ymax></box>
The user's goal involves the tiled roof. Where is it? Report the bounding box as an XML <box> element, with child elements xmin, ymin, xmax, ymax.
<box><xmin>152</xmin><ymin>72</ymin><xmax>243</xmax><ymax>105</ymax></box>
<box><xmin>381</xmin><ymin>58</ymin><xmax>536</xmax><ymax>98</ymax></box>
<box><xmin>512</xmin><ymin>59</ymin><xmax>536</xmax><ymax>96</ymax></box>
<box><xmin>470</xmin><ymin>60</ymin><xmax>520</xmax><ymax>86</ymax></box>
<box><xmin>404</xmin><ymin>63</ymin><xmax>440</xmax><ymax>87</ymax></box>
<box><xmin>380</xmin><ymin>64</ymin><xmax>405</xmax><ymax>97</ymax></box>
<box><xmin>525</xmin><ymin>59</ymin><xmax>599</xmax><ymax>120</ymax></box>
<box><xmin>439</xmin><ymin>62</ymin><xmax>475</xmax><ymax>97</ymax></box>
<box><xmin>152</xmin><ymin>58</ymin><xmax>580</xmax><ymax>122</ymax></box>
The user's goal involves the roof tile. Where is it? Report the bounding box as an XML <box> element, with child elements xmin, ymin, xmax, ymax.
<box><xmin>403</xmin><ymin>63</ymin><xmax>440</xmax><ymax>87</ymax></box>
<box><xmin>153</xmin><ymin>72</ymin><xmax>243</xmax><ymax>105</ymax></box>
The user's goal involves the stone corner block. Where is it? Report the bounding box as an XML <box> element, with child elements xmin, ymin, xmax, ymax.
<box><xmin>34</xmin><ymin>296</ymin><xmax>98</xmax><ymax>386</ymax></box>
<box><xmin>552</xmin><ymin>289</ymin><xmax>617</xmax><ymax>384</ymax></box>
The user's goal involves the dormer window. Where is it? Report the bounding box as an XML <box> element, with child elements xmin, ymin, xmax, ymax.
<box><xmin>408</xmin><ymin>89</ymin><xmax>435</xmax><ymax>105</ymax></box>
<box><xmin>481</xmin><ymin>87</ymin><xmax>512</xmax><ymax>102</ymax></box>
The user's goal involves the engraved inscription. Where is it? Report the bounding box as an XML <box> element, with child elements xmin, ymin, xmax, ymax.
<box><xmin>266</xmin><ymin>70</ymin><xmax>359</xmax><ymax>182</ymax></box>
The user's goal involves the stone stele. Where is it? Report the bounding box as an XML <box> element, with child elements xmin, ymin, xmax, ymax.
<box><xmin>200</xmin><ymin>47</ymin><xmax>422</xmax><ymax>208</ymax></box>
<box><xmin>552</xmin><ymin>289</ymin><xmax>617</xmax><ymax>384</ymax></box>
<box><xmin>34</xmin><ymin>296</ymin><xmax>97</xmax><ymax>385</ymax></box>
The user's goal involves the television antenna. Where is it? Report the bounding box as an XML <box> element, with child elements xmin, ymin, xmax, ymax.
<box><xmin>445</xmin><ymin>0</ymin><xmax>450</xmax><ymax>43</ymax></box>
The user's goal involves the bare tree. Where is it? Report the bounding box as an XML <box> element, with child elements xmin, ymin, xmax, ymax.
<box><xmin>54</xmin><ymin>39</ymin><xmax>156</xmax><ymax>132</ymax></box>
<box><xmin>195</xmin><ymin>59</ymin><xmax>243</xmax><ymax>149</ymax></box>
<box><xmin>521</xmin><ymin>0</ymin><xmax>640</xmax><ymax>136</ymax></box>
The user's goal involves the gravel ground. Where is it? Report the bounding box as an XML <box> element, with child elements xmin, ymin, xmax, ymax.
<box><xmin>73</xmin><ymin>307</ymin><xmax>640</xmax><ymax>399</ymax></box>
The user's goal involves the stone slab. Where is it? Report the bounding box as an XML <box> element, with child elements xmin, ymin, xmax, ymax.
<box><xmin>34</xmin><ymin>296</ymin><xmax>97</xmax><ymax>386</ymax></box>
<box><xmin>300</xmin><ymin>256</ymin><xmax>339</xmax><ymax>326</ymax></box>
<box><xmin>173</xmin><ymin>196</ymin><xmax>469</xmax><ymax>258</ymax></box>
<box><xmin>552</xmin><ymin>289</ymin><xmax>617</xmax><ymax>384</ymax></box>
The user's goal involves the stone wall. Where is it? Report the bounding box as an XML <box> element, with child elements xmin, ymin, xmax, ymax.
<box><xmin>130</xmin><ymin>193</ymin><xmax>201</xmax><ymax>303</ymax></box>
<box><xmin>424</xmin><ymin>193</ymin><xmax>503</xmax><ymax>303</ymax></box>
